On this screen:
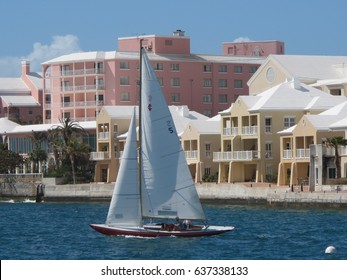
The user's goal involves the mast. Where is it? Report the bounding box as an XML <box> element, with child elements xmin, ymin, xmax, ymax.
<box><xmin>138</xmin><ymin>39</ymin><xmax>144</xmax><ymax>220</ymax></box>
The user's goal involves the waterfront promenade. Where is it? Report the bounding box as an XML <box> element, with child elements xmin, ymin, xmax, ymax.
<box><xmin>2</xmin><ymin>177</ymin><xmax>347</xmax><ymax>208</ymax></box>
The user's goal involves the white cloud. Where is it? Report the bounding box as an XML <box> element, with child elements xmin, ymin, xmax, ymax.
<box><xmin>0</xmin><ymin>35</ymin><xmax>82</xmax><ymax>77</ymax></box>
<box><xmin>233</xmin><ymin>37</ymin><xmax>252</xmax><ymax>43</ymax></box>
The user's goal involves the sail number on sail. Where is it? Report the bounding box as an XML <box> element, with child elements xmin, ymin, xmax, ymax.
<box><xmin>166</xmin><ymin>120</ymin><xmax>174</xmax><ymax>134</ymax></box>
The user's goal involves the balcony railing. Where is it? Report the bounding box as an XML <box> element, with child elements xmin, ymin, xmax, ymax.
<box><xmin>184</xmin><ymin>150</ymin><xmax>198</xmax><ymax>159</ymax></box>
<box><xmin>90</xmin><ymin>151</ymin><xmax>110</xmax><ymax>160</ymax></box>
<box><xmin>296</xmin><ymin>148</ymin><xmax>310</xmax><ymax>159</ymax></box>
<box><xmin>58</xmin><ymin>84</ymin><xmax>105</xmax><ymax>93</ymax></box>
<box><xmin>62</xmin><ymin>101</ymin><xmax>104</xmax><ymax>108</ymax></box>
<box><xmin>98</xmin><ymin>132</ymin><xmax>109</xmax><ymax>140</ymax></box>
<box><xmin>61</xmin><ymin>68</ymin><xmax>104</xmax><ymax>76</ymax></box>
<box><xmin>242</xmin><ymin>125</ymin><xmax>258</xmax><ymax>136</ymax></box>
<box><xmin>223</xmin><ymin>127</ymin><xmax>238</xmax><ymax>136</ymax></box>
<box><xmin>213</xmin><ymin>150</ymin><xmax>259</xmax><ymax>162</ymax></box>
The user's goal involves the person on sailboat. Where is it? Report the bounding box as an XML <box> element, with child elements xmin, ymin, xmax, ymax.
<box><xmin>182</xmin><ymin>219</ymin><xmax>192</xmax><ymax>230</ymax></box>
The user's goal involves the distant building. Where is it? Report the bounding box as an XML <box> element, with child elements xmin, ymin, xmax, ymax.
<box><xmin>42</xmin><ymin>31</ymin><xmax>268</xmax><ymax>124</ymax></box>
<box><xmin>214</xmin><ymin>79</ymin><xmax>347</xmax><ymax>184</ymax></box>
<box><xmin>248</xmin><ymin>55</ymin><xmax>347</xmax><ymax>96</ymax></box>
<box><xmin>0</xmin><ymin>61</ymin><xmax>42</xmax><ymax>124</ymax></box>
<box><xmin>222</xmin><ymin>41</ymin><xmax>284</xmax><ymax>57</ymax></box>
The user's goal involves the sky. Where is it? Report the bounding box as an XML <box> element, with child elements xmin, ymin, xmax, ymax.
<box><xmin>0</xmin><ymin>0</ymin><xmax>346</xmax><ymax>77</ymax></box>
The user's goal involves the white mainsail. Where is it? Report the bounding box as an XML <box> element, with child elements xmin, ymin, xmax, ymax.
<box><xmin>106</xmin><ymin>108</ymin><xmax>141</xmax><ymax>227</ymax></box>
<box><xmin>140</xmin><ymin>49</ymin><xmax>206</xmax><ymax>221</ymax></box>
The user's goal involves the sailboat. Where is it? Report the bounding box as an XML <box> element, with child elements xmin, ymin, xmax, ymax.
<box><xmin>90</xmin><ymin>47</ymin><xmax>234</xmax><ymax>237</ymax></box>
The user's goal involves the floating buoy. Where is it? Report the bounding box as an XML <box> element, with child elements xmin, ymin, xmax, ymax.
<box><xmin>325</xmin><ymin>246</ymin><xmax>336</xmax><ymax>254</ymax></box>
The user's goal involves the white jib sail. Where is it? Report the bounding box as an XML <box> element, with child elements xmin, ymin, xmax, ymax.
<box><xmin>140</xmin><ymin>49</ymin><xmax>206</xmax><ymax>221</ymax></box>
<box><xmin>106</xmin><ymin>108</ymin><xmax>142</xmax><ymax>227</ymax></box>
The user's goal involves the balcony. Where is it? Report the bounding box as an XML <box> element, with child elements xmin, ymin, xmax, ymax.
<box><xmin>184</xmin><ymin>150</ymin><xmax>198</xmax><ymax>159</ymax></box>
<box><xmin>223</xmin><ymin>127</ymin><xmax>238</xmax><ymax>136</ymax></box>
<box><xmin>62</xmin><ymin>101</ymin><xmax>104</xmax><ymax>108</ymax></box>
<box><xmin>57</xmin><ymin>84</ymin><xmax>105</xmax><ymax>93</ymax></box>
<box><xmin>213</xmin><ymin>150</ymin><xmax>259</xmax><ymax>162</ymax></box>
<box><xmin>242</xmin><ymin>125</ymin><xmax>258</xmax><ymax>136</ymax></box>
<box><xmin>98</xmin><ymin>132</ymin><xmax>109</xmax><ymax>140</ymax></box>
<box><xmin>61</xmin><ymin>68</ymin><xmax>104</xmax><ymax>76</ymax></box>
<box><xmin>90</xmin><ymin>152</ymin><xmax>110</xmax><ymax>160</ymax></box>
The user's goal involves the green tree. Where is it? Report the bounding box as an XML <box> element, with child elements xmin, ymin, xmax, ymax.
<box><xmin>48</xmin><ymin>117</ymin><xmax>89</xmax><ymax>184</ymax></box>
<box><xmin>0</xmin><ymin>143</ymin><xmax>24</xmax><ymax>174</ymax></box>
<box><xmin>28</xmin><ymin>131</ymin><xmax>48</xmax><ymax>173</ymax></box>
<box><xmin>325</xmin><ymin>136</ymin><xmax>347</xmax><ymax>179</ymax></box>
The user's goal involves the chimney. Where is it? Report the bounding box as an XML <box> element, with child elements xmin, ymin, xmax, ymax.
<box><xmin>173</xmin><ymin>29</ymin><xmax>185</xmax><ymax>37</ymax></box>
<box><xmin>21</xmin><ymin>60</ymin><xmax>30</xmax><ymax>76</ymax></box>
<box><xmin>291</xmin><ymin>77</ymin><xmax>301</xmax><ymax>90</ymax></box>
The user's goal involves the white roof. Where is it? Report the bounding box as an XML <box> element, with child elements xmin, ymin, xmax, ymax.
<box><xmin>43</xmin><ymin>50</ymin><xmax>265</xmax><ymax>65</ymax></box>
<box><xmin>245</xmin><ymin>79</ymin><xmax>347</xmax><ymax>112</ymax></box>
<box><xmin>4</xmin><ymin>121</ymin><xmax>96</xmax><ymax>134</ymax></box>
<box><xmin>1</xmin><ymin>95</ymin><xmax>41</xmax><ymax>107</ymax></box>
<box><xmin>104</xmin><ymin>105</ymin><xmax>209</xmax><ymax>137</ymax></box>
<box><xmin>248</xmin><ymin>55</ymin><xmax>347</xmax><ymax>86</ymax></box>
<box><xmin>188</xmin><ymin>119</ymin><xmax>220</xmax><ymax>134</ymax></box>
<box><xmin>0</xmin><ymin>78</ymin><xmax>29</xmax><ymax>93</ymax></box>
<box><xmin>0</xmin><ymin>118</ymin><xmax>19</xmax><ymax>134</ymax></box>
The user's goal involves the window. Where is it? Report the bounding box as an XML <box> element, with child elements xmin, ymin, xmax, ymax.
<box><xmin>120</xmin><ymin>76</ymin><xmax>130</xmax><ymax>85</ymax></box>
<box><xmin>219</xmin><ymin>79</ymin><xmax>228</xmax><ymax>88</ymax></box>
<box><xmin>265</xmin><ymin>142</ymin><xmax>272</xmax><ymax>159</ymax></box>
<box><xmin>96</xmin><ymin>62</ymin><xmax>104</xmax><ymax>73</ymax></box>
<box><xmin>205</xmin><ymin>143</ymin><xmax>211</xmax><ymax>158</ymax></box>
<box><xmin>219</xmin><ymin>65</ymin><xmax>227</xmax><ymax>73</ymax></box>
<box><xmin>203</xmin><ymin>94</ymin><xmax>212</xmax><ymax>103</ymax></box>
<box><xmin>171</xmin><ymin>64</ymin><xmax>180</xmax><ymax>71</ymax></box>
<box><xmin>234</xmin><ymin>79</ymin><xmax>243</xmax><ymax>89</ymax></box>
<box><xmin>154</xmin><ymin>63</ymin><xmax>163</xmax><ymax>70</ymax></box>
<box><xmin>170</xmin><ymin>93</ymin><xmax>180</xmax><ymax>103</ymax></box>
<box><xmin>96</xmin><ymin>95</ymin><xmax>104</xmax><ymax>105</ymax></box>
<box><xmin>120</xmin><ymin>92</ymin><xmax>130</xmax><ymax>101</ymax></box>
<box><xmin>170</xmin><ymin>77</ymin><xmax>180</xmax><ymax>87</ymax></box>
<box><xmin>28</xmin><ymin>109</ymin><xmax>33</xmax><ymax>115</ymax></box>
<box><xmin>62</xmin><ymin>81</ymin><xmax>70</xmax><ymax>91</ymax></box>
<box><xmin>284</xmin><ymin>116</ymin><xmax>295</xmax><ymax>128</ymax></box>
<box><xmin>165</xmin><ymin>40</ymin><xmax>172</xmax><ymax>46</ymax></box>
<box><xmin>203</xmin><ymin>65</ymin><xmax>212</xmax><ymax>72</ymax></box>
<box><xmin>61</xmin><ymin>65</ymin><xmax>70</xmax><ymax>76</ymax></box>
<box><xmin>120</xmin><ymin>61</ymin><xmax>129</xmax><ymax>69</ymax></box>
<box><xmin>219</xmin><ymin>94</ymin><xmax>228</xmax><ymax>103</ymax></box>
<box><xmin>249</xmin><ymin>66</ymin><xmax>258</xmax><ymax>74</ymax></box>
<box><xmin>203</xmin><ymin>79</ymin><xmax>212</xmax><ymax>87</ymax></box>
<box><xmin>328</xmin><ymin>167</ymin><xmax>336</xmax><ymax>179</ymax></box>
<box><xmin>234</xmin><ymin>66</ymin><xmax>242</xmax><ymax>73</ymax></box>
<box><xmin>265</xmin><ymin>117</ymin><xmax>272</xmax><ymax>133</ymax></box>
<box><xmin>95</xmin><ymin>78</ymin><xmax>104</xmax><ymax>89</ymax></box>
<box><xmin>204</xmin><ymin>167</ymin><xmax>211</xmax><ymax>176</ymax></box>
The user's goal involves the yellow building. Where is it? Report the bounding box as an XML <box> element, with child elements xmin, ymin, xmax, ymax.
<box><xmin>248</xmin><ymin>55</ymin><xmax>347</xmax><ymax>96</ymax></box>
<box><xmin>278</xmin><ymin>101</ymin><xmax>347</xmax><ymax>188</ymax></box>
<box><xmin>214</xmin><ymin>79</ymin><xmax>347</xmax><ymax>184</ymax></box>
<box><xmin>181</xmin><ymin>117</ymin><xmax>221</xmax><ymax>183</ymax></box>
<box><xmin>92</xmin><ymin>105</ymin><xmax>212</xmax><ymax>183</ymax></box>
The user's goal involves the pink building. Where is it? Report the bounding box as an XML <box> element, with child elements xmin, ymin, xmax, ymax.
<box><xmin>0</xmin><ymin>61</ymin><xmax>42</xmax><ymax>124</ymax></box>
<box><xmin>42</xmin><ymin>31</ymin><xmax>274</xmax><ymax>124</ymax></box>
<box><xmin>222</xmin><ymin>40</ymin><xmax>284</xmax><ymax>56</ymax></box>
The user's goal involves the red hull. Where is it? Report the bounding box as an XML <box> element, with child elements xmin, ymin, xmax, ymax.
<box><xmin>89</xmin><ymin>224</ymin><xmax>234</xmax><ymax>238</ymax></box>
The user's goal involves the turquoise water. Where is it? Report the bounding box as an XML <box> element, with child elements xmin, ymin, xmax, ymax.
<box><xmin>0</xmin><ymin>200</ymin><xmax>346</xmax><ymax>260</ymax></box>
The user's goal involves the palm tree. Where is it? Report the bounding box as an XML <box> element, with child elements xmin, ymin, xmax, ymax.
<box><xmin>29</xmin><ymin>131</ymin><xmax>48</xmax><ymax>173</ymax></box>
<box><xmin>48</xmin><ymin>117</ymin><xmax>88</xmax><ymax>184</ymax></box>
<box><xmin>325</xmin><ymin>136</ymin><xmax>347</xmax><ymax>179</ymax></box>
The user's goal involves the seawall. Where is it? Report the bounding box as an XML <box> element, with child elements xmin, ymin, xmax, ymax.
<box><xmin>3</xmin><ymin>179</ymin><xmax>347</xmax><ymax>208</ymax></box>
